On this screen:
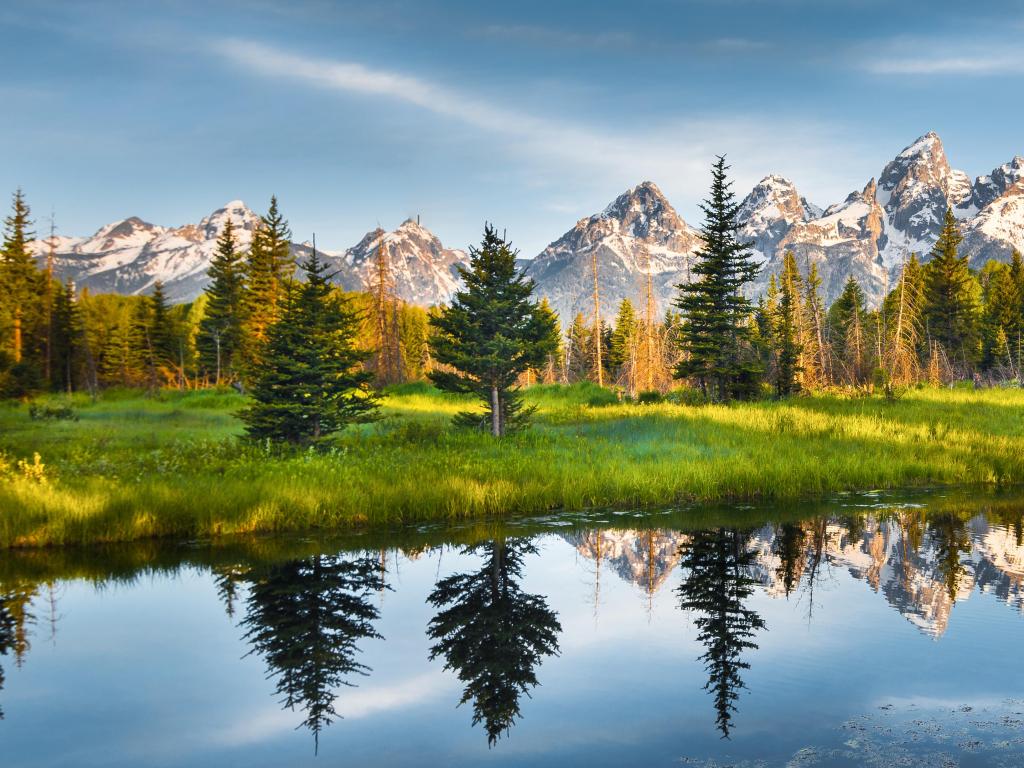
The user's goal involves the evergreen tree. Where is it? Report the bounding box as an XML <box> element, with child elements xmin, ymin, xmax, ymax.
<box><xmin>774</xmin><ymin>252</ymin><xmax>803</xmax><ymax>396</ymax></box>
<box><xmin>534</xmin><ymin>298</ymin><xmax>563</xmax><ymax>384</ymax></box>
<box><xmin>677</xmin><ymin>528</ymin><xmax>766</xmax><ymax>738</ymax></box>
<box><xmin>828</xmin><ymin>275</ymin><xmax>868</xmax><ymax>384</ymax></box>
<box><xmin>800</xmin><ymin>263</ymin><xmax>829</xmax><ymax>388</ymax></box>
<box><xmin>882</xmin><ymin>254</ymin><xmax>925</xmax><ymax>385</ymax></box>
<box><xmin>428</xmin><ymin>225</ymin><xmax>558</xmax><ymax>437</ymax></box>
<box><xmin>198</xmin><ymin>219</ymin><xmax>247</xmax><ymax>384</ymax></box>
<box><xmin>0</xmin><ymin>190</ymin><xmax>43</xmax><ymax>395</ymax></box>
<box><xmin>243</xmin><ymin>196</ymin><xmax>294</xmax><ymax>370</ymax></box>
<box><xmin>565</xmin><ymin>312</ymin><xmax>591</xmax><ymax>383</ymax></box>
<box><xmin>427</xmin><ymin>538</ymin><xmax>561</xmax><ymax>746</ymax></box>
<box><xmin>922</xmin><ymin>209</ymin><xmax>980</xmax><ymax>369</ymax></box>
<box><xmin>608</xmin><ymin>298</ymin><xmax>639</xmax><ymax>372</ymax></box>
<box><xmin>772</xmin><ymin>523</ymin><xmax>806</xmax><ymax>598</ymax></box>
<box><xmin>980</xmin><ymin>261</ymin><xmax>1022</xmax><ymax>372</ymax></box>
<box><xmin>239</xmin><ymin>554</ymin><xmax>385</xmax><ymax>752</ymax></box>
<box><xmin>50</xmin><ymin>281</ymin><xmax>81</xmax><ymax>393</ymax></box>
<box><xmin>674</xmin><ymin>157</ymin><xmax>761</xmax><ymax>401</ymax></box>
<box><xmin>241</xmin><ymin>248</ymin><xmax>376</xmax><ymax>445</ymax></box>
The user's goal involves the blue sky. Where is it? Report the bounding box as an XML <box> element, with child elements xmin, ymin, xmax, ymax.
<box><xmin>2</xmin><ymin>0</ymin><xmax>1023</xmax><ymax>256</ymax></box>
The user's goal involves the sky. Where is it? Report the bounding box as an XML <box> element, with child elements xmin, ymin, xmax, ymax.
<box><xmin>2</xmin><ymin>0</ymin><xmax>1024</xmax><ymax>256</ymax></box>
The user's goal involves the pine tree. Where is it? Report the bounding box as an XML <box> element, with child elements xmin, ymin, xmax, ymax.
<box><xmin>565</xmin><ymin>312</ymin><xmax>591</xmax><ymax>383</ymax></box>
<box><xmin>241</xmin><ymin>248</ymin><xmax>377</xmax><ymax>445</ymax></box>
<box><xmin>534</xmin><ymin>298</ymin><xmax>562</xmax><ymax>384</ymax></box>
<box><xmin>242</xmin><ymin>196</ymin><xmax>294</xmax><ymax>371</ymax></box>
<box><xmin>828</xmin><ymin>275</ymin><xmax>868</xmax><ymax>384</ymax></box>
<box><xmin>198</xmin><ymin>218</ymin><xmax>247</xmax><ymax>384</ymax></box>
<box><xmin>774</xmin><ymin>252</ymin><xmax>803</xmax><ymax>396</ymax></box>
<box><xmin>674</xmin><ymin>157</ymin><xmax>761</xmax><ymax>401</ymax></box>
<box><xmin>50</xmin><ymin>281</ymin><xmax>81</xmax><ymax>393</ymax></box>
<box><xmin>609</xmin><ymin>298</ymin><xmax>639</xmax><ymax>392</ymax></box>
<box><xmin>0</xmin><ymin>190</ymin><xmax>44</xmax><ymax>396</ymax></box>
<box><xmin>800</xmin><ymin>262</ymin><xmax>829</xmax><ymax>388</ymax></box>
<box><xmin>677</xmin><ymin>528</ymin><xmax>766</xmax><ymax>738</ymax></box>
<box><xmin>427</xmin><ymin>538</ymin><xmax>561</xmax><ymax>746</ymax></box>
<box><xmin>922</xmin><ymin>208</ymin><xmax>980</xmax><ymax>369</ymax></box>
<box><xmin>428</xmin><ymin>225</ymin><xmax>558</xmax><ymax>437</ymax></box>
<box><xmin>239</xmin><ymin>554</ymin><xmax>385</xmax><ymax>752</ymax></box>
<box><xmin>980</xmin><ymin>261</ymin><xmax>1022</xmax><ymax>374</ymax></box>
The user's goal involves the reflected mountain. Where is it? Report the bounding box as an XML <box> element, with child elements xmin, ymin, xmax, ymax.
<box><xmin>567</xmin><ymin>513</ymin><xmax>1024</xmax><ymax>638</ymax></box>
<box><xmin>233</xmin><ymin>554</ymin><xmax>386</xmax><ymax>752</ymax></box>
<box><xmin>677</xmin><ymin>528</ymin><xmax>766</xmax><ymax>738</ymax></box>
<box><xmin>427</xmin><ymin>538</ymin><xmax>561</xmax><ymax>746</ymax></box>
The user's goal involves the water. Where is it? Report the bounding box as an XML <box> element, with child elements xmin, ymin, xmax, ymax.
<box><xmin>3</xmin><ymin>489</ymin><xmax>1024</xmax><ymax>767</ymax></box>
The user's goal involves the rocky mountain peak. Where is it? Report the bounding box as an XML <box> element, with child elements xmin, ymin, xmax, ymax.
<box><xmin>600</xmin><ymin>180</ymin><xmax>685</xmax><ymax>239</ymax></box>
<box><xmin>198</xmin><ymin>200</ymin><xmax>261</xmax><ymax>241</ymax></box>
<box><xmin>738</xmin><ymin>175</ymin><xmax>819</xmax><ymax>262</ymax></box>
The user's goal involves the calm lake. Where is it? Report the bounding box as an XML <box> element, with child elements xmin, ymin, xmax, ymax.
<box><xmin>3</xmin><ymin>489</ymin><xmax>1024</xmax><ymax>767</ymax></box>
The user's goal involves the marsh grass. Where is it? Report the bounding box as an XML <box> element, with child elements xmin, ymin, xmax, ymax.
<box><xmin>2</xmin><ymin>383</ymin><xmax>1023</xmax><ymax>547</ymax></box>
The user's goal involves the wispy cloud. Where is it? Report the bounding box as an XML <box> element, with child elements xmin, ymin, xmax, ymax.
<box><xmin>472</xmin><ymin>23</ymin><xmax>769</xmax><ymax>55</ymax></box>
<box><xmin>857</xmin><ymin>38</ymin><xmax>1024</xmax><ymax>76</ymax></box>
<box><xmin>212</xmin><ymin>38</ymin><xmax>876</xmax><ymax>220</ymax></box>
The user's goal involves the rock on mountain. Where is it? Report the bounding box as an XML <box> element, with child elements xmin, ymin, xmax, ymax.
<box><xmin>960</xmin><ymin>179</ymin><xmax>1024</xmax><ymax>266</ymax></box>
<box><xmin>35</xmin><ymin>202</ymin><xmax>261</xmax><ymax>302</ymax></box>
<box><xmin>525</xmin><ymin>181</ymin><xmax>701</xmax><ymax>324</ymax></box>
<box><xmin>34</xmin><ymin>205</ymin><xmax>467</xmax><ymax>307</ymax></box>
<box><xmin>326</xmin><ymin>218</ymin><xmax>466</xmax><ymax>306</ymax></box>
<box><xmin>737</xmin><ymin>174</ymin><xmax>821</xmax><ymax>265</ymax></box>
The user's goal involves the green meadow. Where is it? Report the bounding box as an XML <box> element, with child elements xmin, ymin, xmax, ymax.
<box><xmin>2</xmin><ymin>382</ymin><xmax>1023</xmax><ymax>548</ymax></box>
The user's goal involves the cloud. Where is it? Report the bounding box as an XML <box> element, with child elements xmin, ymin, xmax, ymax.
<box><xmin>857</xmin><ymin>40</ymin><xmax>1024</xmax><ymax>76</ymax></box>
<box><xmin>211</xmin><ymin>37</ymin><xmax>877</xmax><ymax>222</ymax></box>
<box><xmin>471</xmin><ymin>24</ymin><xmax>769</xmax><ymax>55</ymax></box>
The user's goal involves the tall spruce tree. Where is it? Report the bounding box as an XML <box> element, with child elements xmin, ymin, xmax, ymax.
<box><xmin>565</xmin><ymin>312</ymin><xmax>591</xmax><ymax>383</ymax></box>
<box><xmin>674</xmin><ymin>157</ymin><xmax>761</xmax><ymax>401</ymax></box>
<box><xmin>429</xmin><ymin>225</ymin><xmax>558</xmax><ymax>437</ymax></box>
<box><xmin>774</xmin><ymin>252</ymin><xmax>803</xmax><ymax>396</ymax></box>
<box><xmin>609</xmin><ymin>298</ymin><xmax>639</xmax><ymax>390</ymax></box>
<box><xmin>243</xmin><ymin>196</ymin><xmax>294</xmax><ymax>370</ymax></box>
<box><xmin>0</xmin><ymin>190</ymin><xmax>43</xmax><ymax>395</ymax></box>
<box><xmin>828</xmin><ymin>275</ymin><xmax>868</xmax><ymax>384</ymax></box>
<box><xmin>922</xmin><ymin>208</ymin><xmax>980</xmax><ymax>368</ymax></box>
<box><xmin>427</xmin><ymin>538</ymin><xmax>561</xmax><ymax>746</ymax></box>
<box><xmin>980</xmin><ymin>261</ymin><xmax>1022</xmax><ymax>372</ymax></box>
<box><xmin>50</xmin><ymin>281</ymin><xmax>80</xmax><ymax>393</ymax></box>
<box><xmin>241</xmin><ymin>248</ymin><xmax>376</xmax><ymax>445</ymax></box>
<box><xmin>198</xmin><ymin>218</ymin><xmax>247</xmax><ymax>384</ymax></box>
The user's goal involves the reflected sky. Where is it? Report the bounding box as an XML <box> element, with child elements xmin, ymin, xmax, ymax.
<box><xmin>2</xmin><ymin>490</ymin><xmax>1024</xmax><ymax>767</ymax></box>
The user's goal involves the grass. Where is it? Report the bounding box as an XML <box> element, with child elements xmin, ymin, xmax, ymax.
<box><xmin>2</xmin><ymin>382</ymin><xmax>1024</xmax><ymax>548</ymax></box>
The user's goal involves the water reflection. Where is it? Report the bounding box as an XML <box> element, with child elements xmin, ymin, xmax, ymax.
<box><xmin>3</xmin><ymin>494</ymin><xmax>1024</xmax><ymax>765</ymax></box>
<box><xmin>677</xmin><ymin>528</ymin><xmax>766</xmax><ymax>738</ymax></box>
<box><xmin>231</xmin><ymin>555</ymin><xmax>386</xmax><ymax>752</ymax></box>
<box><xmin>427</xmin><ymin>538</ymin><xmax>561</xmax><ymax>745</ymax></box>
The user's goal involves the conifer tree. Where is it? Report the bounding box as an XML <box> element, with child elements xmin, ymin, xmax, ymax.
<box><xmin>198</xmin><ymin>219</ymin><xmax>247</xmax><ymax>384</ymax></box>
<box><xmin>609</xmin><ymin>298</ymin><xmax>639</xmax><ymax>392</ymax></box>
<box><xmin>428</xmin><ymin>225</ymin><xmax>558</xmax><ymax>437</ymax></box>
<box><xmin>800</xmin><ymin>262</ymin><xmax>829</xmax><ymax>388</ymax></box>
<box><xmin>674</xmin><ymin>157</ymin><xmax>761</xmax><ymax>401</ymax></box>
<box><xmin>565</xmin><ymin>312</ymin><xmax>591</xmax><ymax>383</ymax></box>
<box><xmin>980</xmin><ymin>261</ymin><xmax>1022</xmax><ymax>373</ymax></box>
<box><xmin>774</xmin><ymin>252</ymin><xmax>802</xmax><ymax>396</ymax></box>
<box><xmin>241</xmin><ymin>248</ymin><xmax>376</xmax><ymax>445</ymax></box>
<box><xmin>243</xmin><ymin>196</ymin><xmax>294</xmax><ymax>370</ymax></box>
<box><xmin>882</xmin><ymin>254</ymin><xmax>925</xmax><ymax>386</ymax></box>
<box><xmin>922</xmin><ymin>208</ymin><xmax>980</xmax><ymax>369</ymax></box>
<box><xmin>828</xmin><ymin>275</ymin><xmax>868</xmax><ymax>384</ymax></box>
<box><xmin>534</xmin><ymin>298</ymin><xmax>563</xmax><ymax>384</ymax></box>
<box><xmin>50</xmin><ymin>281</ymin><xmax>81</xmax><ymax>393</ymax></box>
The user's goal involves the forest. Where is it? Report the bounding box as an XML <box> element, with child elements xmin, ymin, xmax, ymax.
<box><xmin>3</xmin><ymin>158</ymin><xmax>1024</xmax><ymax>548</ymax></box>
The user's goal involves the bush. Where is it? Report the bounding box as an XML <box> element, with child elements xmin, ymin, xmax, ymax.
<box><xmin>29</xmin><ymin>402</ymin><xmax>78</xmax><ymax>421</ymax></box>
<box><xmin>636</xmin><ymin>390</ymin><xmax>664</xmax><ymax>405</ymax></box>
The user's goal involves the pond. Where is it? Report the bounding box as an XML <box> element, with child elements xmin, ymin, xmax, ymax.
<box><xmin>2</xmin><ymin>489</ymin><xmax>1024</xmax><ymax>767</ymax></box>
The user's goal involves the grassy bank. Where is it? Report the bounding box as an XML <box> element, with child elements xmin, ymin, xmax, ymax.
<box><xmin>2</xmin><ymin>383</ymin><xmax>1023</xmax><ymax>547</ymax></box>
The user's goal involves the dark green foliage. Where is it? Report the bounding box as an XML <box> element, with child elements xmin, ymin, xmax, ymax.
<box><xmin>774</xmin><ymin>252</ymin><xmax>803</xmax><ymax>396</ymax></box>
<box><xmin>239</xmin><ymin>554</ymin><xmax>385</xmax><ymax>752</ymax></box>
<box><xmin>772</xmin><ymin>522</ymin><xmax>805</xmax><ymax>598</ymax></box>
<box><xmin>243</xmin><ymin>196</ymin><xmax>295</xmax><ymax>370</ymax></box>
<box><xmin>50</xmin><ymin>281</ymin><xmax>81</xmax><ymax>393</ymax></box>
<box><xmin>828</xmin><ymin>275</ymin><xmax>867</xmax><ymax>362</ymax></box>
<box><xmin>0</xmin><ymin>190</ymin><xmax>43</xmax><ymax>392</ymax></box>
<box><xmin>677</xmin><ymin>528</ymin><xmax>766</xmax><ymax>738</ymax></box>
<box><xmin>674</xmin><ymin>157</ymin><xmax>761</xmax><ymax>401</ymax></box>
<box><xmin>429</xmin><ymin>225</ymin><xmax>558</xmax><ymax>436</ymax></box>
<box><xmin>198</xmin><ymin>219</ymin><xmax>247</xmax><ymax>383</ymax></box>
<box><xmin>427</xmin><ymin>538</ymin><xmax>561</xmax><ymax>746</ymax></box>
<box><xmin>922</xmin><ymin>209</ymin><xmax>980</xmax><ymax>367</ymax></box>
<box><xmin>241</xmin><ymin>248</ymin><xmax>376</xmax><ymax>445</ymax></box>
<box><xmin>980</xmin><ymin>260</ymin><xmax>1023</xmax><ymax>371</ymax></box>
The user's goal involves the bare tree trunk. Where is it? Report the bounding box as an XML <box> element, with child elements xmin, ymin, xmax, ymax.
<box><xmin>491</xmin><ymin>385</ymin><xmax>501</xmax><ymax>437</ymax></box>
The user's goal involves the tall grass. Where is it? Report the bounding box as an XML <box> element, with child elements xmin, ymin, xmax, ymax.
<box><xmin>2</xmin><ymin>383</ymin><xmax>1023</xmax><ymax>548</ymax></box>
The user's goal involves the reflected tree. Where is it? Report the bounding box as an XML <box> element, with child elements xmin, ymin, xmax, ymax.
<box><xmin>0</xmin><ymin>594</ymin><xmax>15</xmax><ymax>720</ymax></box>
<box><xmin>927</xmin><ymin>513</ymin><xmax>972</xmax><ymax>601</ymax></box>
<box><xmin>238</xmin><ymin>554</ymin><xmax>385</xmax><ymax>752</ymax></box>
<box><xmin>427</xmin><ymin>538</ymin><xmax>561</xmax><ymax>746</ymax></box>
<box><xmin>677</xmin><ymin>528</ymin><xmax>766</xmax><ymax>738</ymax></box>
<box><xmin>772</xmin><ymin>522</ymin><xmax>805</xmax><ymax>598</ymax></box>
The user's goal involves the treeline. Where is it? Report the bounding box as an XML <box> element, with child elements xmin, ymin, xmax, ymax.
<box><xmin>0</xmin><ymin>193</ymin><xmax>435</xmax><ymax>398</ymax></box>
<box><xmin>2</xmin><ymin>174</ymin><xmax>1022</xmax><ymax>406</ymax></box>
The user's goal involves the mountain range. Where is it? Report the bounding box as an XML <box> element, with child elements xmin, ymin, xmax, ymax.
<box><xmin>31</xmin><ymin>132</ymin><xmax>1024</xmax><ymax>322</ymax></box>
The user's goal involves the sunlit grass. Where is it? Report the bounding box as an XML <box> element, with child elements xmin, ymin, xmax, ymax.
<box><xmin>2</xmin><ymin>382</ymin><xmax>1023</xmax><ymax>547</ymax></box>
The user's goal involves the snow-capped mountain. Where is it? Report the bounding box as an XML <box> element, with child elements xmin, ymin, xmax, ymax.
<box><xmin>33</xmin><ymin>202</ymin><xmax>262</xmax><ymax>302</ymax></box>
<box><xmin>564</xmin><ymin>514</ymin><xmax>1024</xmax><ymax>638</ymax></box>
<box><xmin>33</xmin><ymin>205</ymin><xmax>467</xmax><ymax>307</ymax></box>
<box><xmin>31</xmin><ymin>132</ymin><xmax>1024</xmax><ymax>313</ymax></box>
<box><xmin>326</xmin><ymin>218</ymin><xmax>467</xmax><ymax>306</ymax></box>
<box><xmin>524</xmin><ymin>181</ymin><xmax>701</xmax><ymax>323</ymax></box>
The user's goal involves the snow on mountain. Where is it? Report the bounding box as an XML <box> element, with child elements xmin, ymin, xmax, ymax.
<box><xmin>327</xmin><ymin>218</ymin><xmax>467</xmax><ymax>306</ymax></box>
<box><xmin>524</xmin><ymin>181</ymin><xmax>701</xmax><ymax>324</ymax></box>
<box><xmin>34</xmin><ymin>204</ymin><xmax>466</xmax><ymax>307</ymax></box>
<box><xmin>737</xmin><ymin>174</ymin><xmax>821</xmax><ymax>265</ymax></box>
<box><xmin>961</xmin><ymin>181</ymin><xmax>1024</xmax><ymax>266</ymax></box>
